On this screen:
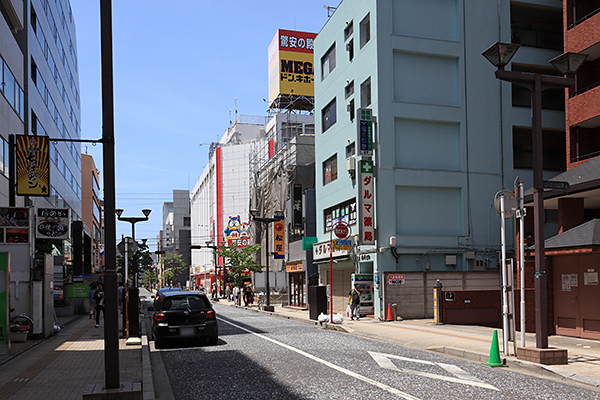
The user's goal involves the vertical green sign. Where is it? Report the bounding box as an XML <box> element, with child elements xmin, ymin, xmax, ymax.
<box><xmin>357</xmin><ymin>108</ymin><xmax>373</xmax><ymax>156</ymax></box>
<box><xmin>0</xmin><ymin>254</ymin><xmax>7</xmax><ymax>345</ymax></box>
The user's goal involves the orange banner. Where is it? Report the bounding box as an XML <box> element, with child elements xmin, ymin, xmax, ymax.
<box><xmin>273</xmin><ymin>217</ymin><xmax>285</xmax><ymax>259</ymax></box>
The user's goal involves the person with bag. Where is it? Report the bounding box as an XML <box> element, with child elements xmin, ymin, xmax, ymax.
<box><xmin>348</xmin><ymin>284</ymin><xmax>361</xmax><ymax>321</ymax></box>
<box><xmin>93</xmin><ymin>283</ymin><xmax>105</xmax><ymax>328</ymax></box>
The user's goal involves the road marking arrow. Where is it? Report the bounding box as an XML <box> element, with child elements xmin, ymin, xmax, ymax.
<box><xmin>369</xmin><ymin>352</ymin><xmax>499</xmax><ymax>391</ymax></box>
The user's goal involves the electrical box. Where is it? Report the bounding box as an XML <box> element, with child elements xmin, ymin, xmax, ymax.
<box><xmin>346</xmin><ymin>156</ymin><xmax>356</xmax><ymax>177</ymax></box>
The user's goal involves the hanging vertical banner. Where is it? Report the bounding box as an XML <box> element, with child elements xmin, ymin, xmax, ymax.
<box><xmin>292</xmin><ymin>183</ymin><xmax>303</xmax><ymax>229</ymax></box>
<box><xmin>273</xmin><ymin>216</ymin><xmax>285</xmax><ymax>259</ymax></box>
<box><xmin>358</xmin><ymin>160</ymin><xmax>375</xmax><ymax>245</ymax></box>
<box><xmin>16</xmin><ymin>135</ymin><xmax>50</xmax><ymax>196</ymax></box>
<box><xmin>357</xmin><ymin>108</ymin><xmax>373</xmax><ymax>156</ymax></box>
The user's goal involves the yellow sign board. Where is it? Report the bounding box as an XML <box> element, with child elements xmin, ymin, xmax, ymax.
<box><xmin>16</xmin><ymin>135</ymin><xmax>49</xmax><ymax>196</ymax></box>
<box><xmin>268</xmin><ymin>29</ymin><xmax>317</xmax><ymax>105</ymax></box>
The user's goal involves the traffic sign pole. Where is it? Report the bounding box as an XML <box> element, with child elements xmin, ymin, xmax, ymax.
<box><xmin>329</xmin><ymin>221</ymin><xmax>351</xmax><ymax>323</ymax></box>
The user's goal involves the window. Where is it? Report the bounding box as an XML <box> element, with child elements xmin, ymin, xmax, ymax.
<box><xmin>0</xmin><ymin>136</ymin><xmax>7</xmax><ymax>176</ymax></box>
<box><xmin>361</xmin><ymin>77</ymin><xmax>371</xmax><ymax>108</ymax></box>
<box><xmin>322</xmin><ymin>98</ymin><xmax>337</xmax><ymax>132</ymax></box>
<box><xmin>348</xmin><ymin>99</ymin><xmax>355</xmax><ymax>121</ymax></box>
<box><xmin>324</xmin><ymin>199</ymin><xmax>357</xmax><ymax>232</ymax></box>
<box><xmin>511</xmin><ymin>4</ymin><xmax>561</xmax><ymax>51</ymax></box>
<box><xmin>345</xmin><ymin>80</ymin><xmax>354</xmax><ymax>99</ymax></box>
<box><xmin>344</xmin><ymin>21</ymin><xmax>354</xmax><ymax>40</ymax></box>
<box><xmin>305</xmin><ymin>123</ymin><xmax>315</xmax><ymax>135</ymax></box>
<box><xmin>360</xmin><ymin>13</ymin><xmax>370</xmax><ymax>49</ymax></box>
<box><xmin>183</xmin><ymin>217</ymin><xmax>191</xmax><ymax>227</ymax></box>
<box><xmin>323</xmin><ymin>154</ymin><xmax>338</xmax><ymax>185</ymax></box>
<box><xmin>513</xmin><ymin>127</ymin><xmax>565</xmax><ymax>171</ymax></box>
<box><xmin>321</xmin><ymin>44</ymin><xmax>336</xmax><ymax>80</ymax></box>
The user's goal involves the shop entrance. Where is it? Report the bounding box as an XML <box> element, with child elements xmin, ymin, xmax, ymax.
<box><xmin>289</xmin><ymin>272</ymin><xmax>306</xmax><ymax>307</ymax></box>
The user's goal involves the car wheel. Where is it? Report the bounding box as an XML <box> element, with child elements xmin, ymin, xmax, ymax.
<box><xmin>208</xmin><ymin>335</ymin><xmax>218</xmax><ymax>346</ymax></box>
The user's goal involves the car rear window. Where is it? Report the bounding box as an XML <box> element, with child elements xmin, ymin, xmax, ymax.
<box><xmin>162</xmin><ymin>295</ymin><xmax>209</xmax><ymax>311</ymax></box>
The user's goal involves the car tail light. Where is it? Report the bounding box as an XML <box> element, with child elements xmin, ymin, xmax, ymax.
<box><xmin>154</xmin><ymin>313</ymin><xmax>167</xmax><ymax>322</ymax></box>
<box><xmin>206</xmin><ymin>310</ymin><xmax>216</xmax><ymax>320</ymax></box>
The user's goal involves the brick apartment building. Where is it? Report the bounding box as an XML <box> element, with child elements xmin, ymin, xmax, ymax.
<box><xmin>521</xmin><ymin>1</ymin><xmax>600</xmax><ymax>340</ymax></box>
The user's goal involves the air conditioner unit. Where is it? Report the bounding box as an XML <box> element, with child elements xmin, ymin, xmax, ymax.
<box><xmin>346</xmin><ymin>42</ymin><xmax>352</xmax><ymax>52</ymax></box>
<box><xmin>346</xmin><ymin>156</ymin><xmax>356</xmax><ymax>178</ymax></box>
<box><xmin>347</xmin><ymin>103</ymin><xmax>353</xmax><ymax>112</ymax></box>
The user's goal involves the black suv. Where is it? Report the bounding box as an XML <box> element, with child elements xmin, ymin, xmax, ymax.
<box><xmin>152</xmin><ymin>291</ymin><xmax>218</xmax><ymax>346</ymax></box>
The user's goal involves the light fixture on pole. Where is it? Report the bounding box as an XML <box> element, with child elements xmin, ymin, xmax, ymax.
<box><xmin>482</xmin><ymin>42</ymin><xmax>587</xmax><ymax>349</ymax></box>
<box><xmin>115</xmin><ymin>208</ymin><xmax>151</xmax><ymax>338</ymax></box>
<box><xmin>250</xmin><ymin>209</ymin><xmax>283</xmax><ymax>308</ymax></box>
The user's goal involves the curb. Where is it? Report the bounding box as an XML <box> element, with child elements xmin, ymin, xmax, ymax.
<box><xmin>231</xmin><ymin>304</ymin><xmax>350</xmax><ymax>333</ymax></box>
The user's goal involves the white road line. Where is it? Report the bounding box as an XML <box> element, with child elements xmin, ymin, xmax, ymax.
<box><xmin>220</xmin><ymin>318</ymin><xmax>422</xmax><ymax>400</ymax></box>
<box><xmin>369</xmin><ymin>352</ymin><xmax>499</xmax><ymax>392</ymax></box>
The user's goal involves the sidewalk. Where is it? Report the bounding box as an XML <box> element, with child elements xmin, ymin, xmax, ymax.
<box><xmin>0</xmin><ymin>308</ymin><xmax>145</xmax><ymax>400</ymax></box>
<box><xmin>218</xmin><ymin>298</ymin><xmax>600</xmax><ymax>389</ymax></box>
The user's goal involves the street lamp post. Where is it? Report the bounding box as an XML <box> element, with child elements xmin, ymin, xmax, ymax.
<box><xmin>250</xmin><ymin>210</ymin><xmax>283</xmax><ymax>307</ymax></box>
<box><xmin>204</xmin><ymin>240</ymin><xmax>219</xmax><ymax>301</ymax></box>
<box><xmin>482</xmin><ymin>43</ymin><xmax>587</xmax><ymax>349</ymax></box>
<box><xmin>116</xmin><ymin>208</ymin><xmax>151</xmax><ymax>338</ymax></box>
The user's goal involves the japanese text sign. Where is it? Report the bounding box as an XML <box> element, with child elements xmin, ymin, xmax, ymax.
<box><xmin>16</xmin><ymin>135</ymin><xmax>49</xmax><ymax>196</ymax></box>
<box><xmin>268</xmin><ymin>29</ymin><xmax>317</xmax><ymax>105</ymax></box>
<box><xmin>357</xmin><ymin>108</ymin><xmax>373</xmax><ymax>156</ymax></box>
<box><xmin>358</xmin><ymin>160</ymin><xmax>375</xmax><ymax>245</ymax></box>
<box><xmin>273</xmin><ymin>216</ymin><xmax>285</xmax><ymax>259</ymax></box>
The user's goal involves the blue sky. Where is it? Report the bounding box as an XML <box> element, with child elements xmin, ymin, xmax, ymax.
<box><xmin>70</xmin><ymin>1</ymin><xmax>335</xmax><ymax>248</ymax></box>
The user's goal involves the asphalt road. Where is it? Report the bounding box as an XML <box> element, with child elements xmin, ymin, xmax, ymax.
<box><xmin>148</xmin><ymin>303</ymin><xmax>600</xmax><ymax>400</ymax></box>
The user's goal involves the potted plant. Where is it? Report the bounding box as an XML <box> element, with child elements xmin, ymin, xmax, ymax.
<box><xmin>54</xmin><ymin>298</ymin><xmax>74</xmax><ymax>317</ymax></box>
<box><xmin>10</xmin><ymin>324</ymin><xmax>30</xmax><ymax>342</ymax></box>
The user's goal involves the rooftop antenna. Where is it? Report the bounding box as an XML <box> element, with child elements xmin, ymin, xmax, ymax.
<box><xmin>235</xmin><ymin>97</ymin><xmax>238</xmax><ymax>123</ymax></box>
<box><xmin>229</xmin><ymin>109</ymin><xmax>232</xmax><ymax>125</ymax></box>
<box><xmin>323</xmin><ymin>5</ymin><xmax>336</xmax><ymax>17</ymax></box>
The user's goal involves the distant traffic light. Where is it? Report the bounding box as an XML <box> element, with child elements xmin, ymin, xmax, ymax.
<box><xmin>154</xmin><ymin>250</ymin><xmax>165</xmax><ymax>255</ymax></box>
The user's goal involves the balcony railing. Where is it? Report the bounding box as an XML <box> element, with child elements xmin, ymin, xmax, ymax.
<box><xmin>569</xmin><ymin>6</ymin><xmax>600</xmax><ymax>29</ymax></box>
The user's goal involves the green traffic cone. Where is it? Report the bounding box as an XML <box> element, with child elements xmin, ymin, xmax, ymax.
<box><xmin>484</xmin><ymin>329</ymin><xmax>506</xmax><ymax>367</ymax></box>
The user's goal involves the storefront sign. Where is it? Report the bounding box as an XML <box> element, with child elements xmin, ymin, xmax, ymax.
<box><xmin>358</xmin><ymin>160</ymin><xmax>375</xmax><ymax>245</ymax></box>
<box><xmin>357</xmin><ymin>108</ymin><xmax>373</xmax><ymax>156</ymax></box>
<box><xmin>292</xmin><ymin>183</ymin><xmax>303</xmax><ymax>229</ymax></box>
<box><xmin>36</xmin><ymin>208</ymin><xmax>70</xmax><ymax>239</ymax></box>
<box><xmin>224</xmin><ymin>215</ymin><xmax>251</xmax><ymax>247</ymax></box>
<box><xmin>273</xmin><ymin>216</ymin><xmax>285</xmax><ymax>259</ymax></box>
<box><xmin>16</xmin><ymin>135</ymin><xmax>49</xmax><ymax>196</ymax></box>
<box><xmin>68</xmin><ymin>284</ymin><xmax>89</xmax><ymax>299</ymax></box>
<box><xmin>334</xmin><ymin>239</ymin><xmax>351</xmax><ymax>250</ymax></box>
<box><xmin>388</xmin><ymin>274</ymin><xmax>405</xmax><ymax>285</ymax></box>
<box><xmin>302</xmin><ymin>236</ymin><xmax>317</xmax><ymax>250</ymax></box>
<box><xmin>313</xmin><ymin>240</ymin><xmax>351</xmax><ymax>261</ymax></box>
<box><xmin>0</xmin><ymin>207</ymin><xmax>30</xmax><ymax>243</ymax></box>
<box><xmin>286</xmin><ymin>262</ymin><xmax>303</xmax><ymax>272</ymax></box>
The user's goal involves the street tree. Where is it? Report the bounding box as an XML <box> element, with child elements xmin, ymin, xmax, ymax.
<box><xmin>215</xmin><ymin>243</ymin><xmax>264</xmax><ymax>287</ymax></box>
<box><xmin>117</xmin><ymin>240</ymin><xmax>154</xmax><ymax>285</ymax></box>
<box><xmin>143</xmin><ymin>268</ymin><xmax>158</xmax><ymax>289</ymax></box>
<box><xmin>162</xmin><ymin>252</ymin><xmax>187</xmax><ymax>287</ymax></box>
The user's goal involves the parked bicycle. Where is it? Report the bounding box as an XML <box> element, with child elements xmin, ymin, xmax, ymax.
<box><xmin>256</xmin><ymin>293</ymin><xmax>266</xmax><ymax>309</ymax></box>
<box><xmin>9</xmin><ymin>308</ymin><xmax>34</xmax><ymax>340</ymax></box>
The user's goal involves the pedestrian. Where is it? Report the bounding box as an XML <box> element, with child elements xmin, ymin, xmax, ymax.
<box><xmin>94</xmin><ymin>283</ymin><xmax>105</xmax><ymax>328</ymax></box>
<box><xmin>244</xmin><ymin>285</ymin><xmax>252</xmax><ymax>307</ymax></box>
<box><xmin>212</xmin><ymin>282</ymin><xmax>217</xmax><ymax>299</ymax></box>
<box><xmin>117</xmin><ymin>281</ymin><xmax>124</xmax><ymax>313</ymax></box>
<box><xmin>348</xmin><ymin>284</ymin><xmax>361</xmax><ymax>321</ymax></box>
<box><xmin>225</xmin><ymin>284</ymin><xmax>231</xmax><ymax>302</ymax></box>
<box><xmin>88</xmin><ymin>285</ymin><xmax>96</xmax><ymax>319</ymax></box>
<box><xmin>232</xmin><ymin>285</ymin><xmax>239</xmax><ymax>305</ymax></box>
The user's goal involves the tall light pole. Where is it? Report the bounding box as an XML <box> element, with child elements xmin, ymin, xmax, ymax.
<box><xmin>115</xmin><ymin>208</ymin><xmax>151</xmax><ymax>338</ymax></box>
<box><xmin>482</xmin><ymin>42</ymin><xmax>587</xmax><ymax>349</ymax></box>
<box><xmin>100</xmin><ymin>0</ymin><xmax>119</xmax><ymax>389</ymax></box>
<box><xmin>250</xmin><ymin>210</ymin><xmax>283</xmax><ymax>307</ymax></box>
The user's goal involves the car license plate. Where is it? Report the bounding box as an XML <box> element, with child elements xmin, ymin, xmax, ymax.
<box><xmin>180</xmin><ymin>327</ymin><xmax>195</xmax><ymax>336</ymax></box>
